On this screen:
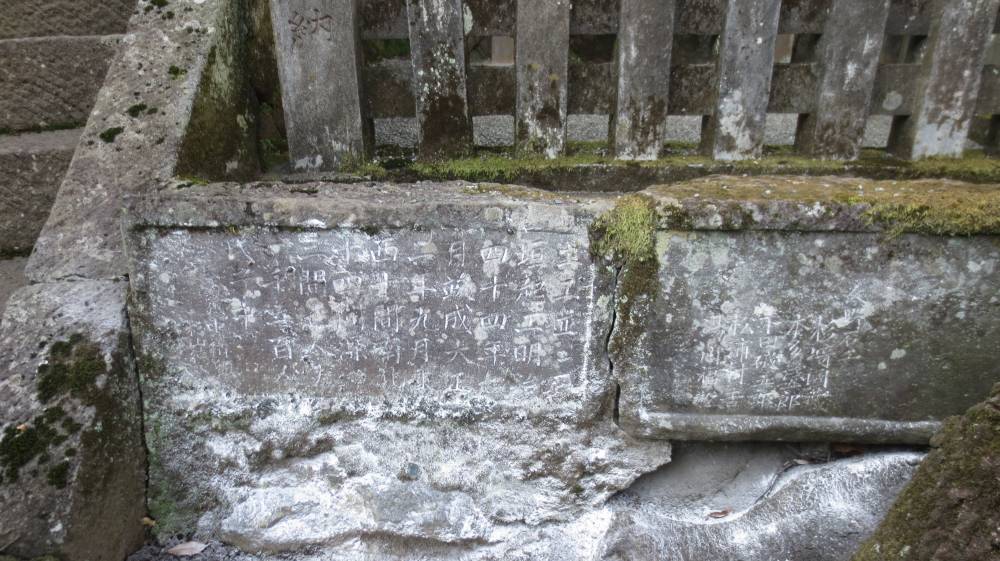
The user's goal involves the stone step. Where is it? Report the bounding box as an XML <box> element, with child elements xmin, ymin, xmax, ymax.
<box><xmin>0</xmin><ymin>0</ymin><xmax>135</xmax><ymax>40</ymax></box>
<box><xmin>0</xmin><ymin>36</ymin><xmax>120</xmax><ymax>133</ymax></box>
<box><xmin>0</xmin><ymin>128</ymin><xmax>81</xmax><ymax>255</ymax></box>
<box><xmin>0</xmin><ymin>257</ymin><xmax>28</xmax><ymax>317</ymax></box>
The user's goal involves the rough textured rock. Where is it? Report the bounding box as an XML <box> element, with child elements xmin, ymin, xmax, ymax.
<box><xmin>0</xmin><ymin>258</ymin><xmax>27</xmax><ymax>315</ymax></box>
<box><xmin>26</xmin><ymin>0</ymin><xmax>242</xmax><ymax>281</ymax></box>
<box><xmin>0</xmin><ymin>280</ymin><xmax>145</xmax><ymax>561</ymax></box>
<box><xmin>121</xmin><ymin>445</ymin><xmax>922</xmax><ymax>561</ymax></box>
<box><xmin>852</xmin><ymin>384</ymin><xmax>1000</xmax><ymax>561</ymax></box>
<box><xmin>0</xmin><ymin>0</ymin><xmax>135</xmax><ymax>40</ymax></box>
<box><xmin>0</xmin><ymin>36</ymin><xmax>119</xmax><ymax>133</ymax></box>
<box><xmin>0</xmin><ymin>129</ymin><xmax>79</xmax><ymax>255</ymax></box>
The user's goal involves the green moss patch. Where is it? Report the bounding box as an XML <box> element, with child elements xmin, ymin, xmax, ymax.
<box><xmin>276</xmin><ymin>142</ymin><xmax>1000</xmax><ymax>189</ymax></box>
<box><xmin>0</xmin><ymin>335</ymin><xmax>107</xmax><ymax>486</ymax></box>
<box><xmin>99</xmin><ymin>127</ymin><xmax>124</xmax><ymax>144</ymax></box>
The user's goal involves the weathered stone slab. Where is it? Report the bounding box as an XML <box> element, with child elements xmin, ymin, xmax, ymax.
<box><xmin>405</xmin><ymin>0</ymin><xmax>473</xmax><ymax>159</ymax></box>
<box><xmin>270</xmin><ymin>0</ymin><xmax>372</xmax><ymax>171</ymax></box>
<box><xmin>889</xmin><ymin>0</ymin><xmax>1000</xmax><ymax>159</ymax></box>
<box><xmin>0</xmin><ymin>129</ymin><xmax>79</xmax><ymax>255</ymax></box>
<box><xmin>0</xmin><ymin>0</ymin><xmax>135</xmax><ymax>40</ymax></box>
<box><xmin>700</xmin><ymin>0</ymin><xmax>781</xmax><ymax>160</ymax></box>
<box><xmin>618</xmin><ymin>225</ymin><xmax>1000</xmax><ymax>444</ymax></box>
<box><xmin>795</xmin><ymin>0</ymin><xmax>890</xmax><ymax>160</ymax></box>
<box><xmin>124</xmin><ymin>182</ymin><xmax>673</xmax><ymax>549</ymax></box>
<box><xmin>127</xmin><ymin>182</ymin><xmax>608</xmax><ymax>418</ymax></box>
<box><xmin>610</xmin><ymin>0</ymin><xmax>674</xmax><ymax>161</ymax></box>
<box><xmin>0</xmin><ymin>280</ymin><xmax>145</xmax><ymax>561</ymax></box>
<box><xmin>0</xmin><ymin>36</ymin><xmax>118</xmax><ymax>133</ymax></box>
<box><xmin>515</xmin><ymin>0</ymin><xmax>571</xmax><ymax>158</ymax></box>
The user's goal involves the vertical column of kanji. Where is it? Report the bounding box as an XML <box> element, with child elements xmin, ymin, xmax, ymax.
<box><xmin>406</xmin><ymin>0</ymin><xmax>474</xmax><ymax>159</ymax></box>
<box><xmin>700</xmin><ymin>0</ymin><xmax>781</xmax><ymax>161</ymax></box>
<box><xmin>889</xmin><ymin>0</ymin><xmax>1000</xmax><ymax>159</ymax></box>
<box><xmin>795</xmin><ymin>0</ymin><xmax>890</xmax><ymax>160</ymax></box>
<box><xmin>270</xmin><ymin>0</ymin><xmax>373</xmax><ymax>171</ymax></box>
<box><xmin>515</xmin><ymin>0</ymin><xmax>571</xmax><ymax>158</ymax></box>
<box><xmin>611</xmin><ymin>0</ymin><xmax>675</xmax><ymax>161</ymax></box>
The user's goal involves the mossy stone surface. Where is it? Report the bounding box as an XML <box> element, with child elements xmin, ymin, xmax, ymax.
<box><xmin>851</xmin><ymin>384</ymin><xmax>1000</xmax><ymax>561</ymax></box>
<box><xmin>0</xmin><ymin>281</ymin><xmax>145</xmax><ymax>561</ymax></box>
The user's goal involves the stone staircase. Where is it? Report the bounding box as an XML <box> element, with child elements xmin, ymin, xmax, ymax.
<box><xmin>0</xmin><ymin>0</ymin><xmax>135</xmax><ymax>314</ymax></box>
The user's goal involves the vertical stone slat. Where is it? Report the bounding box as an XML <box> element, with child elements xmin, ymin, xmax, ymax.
<box><xmin>795</xmin><ymin>0</ymin><xmax>890</xmax><ymax>159</ymax></box>
<box><xmin>406</xmin><ymin>0</ymin><xmax>473</xmax><ymax>159</ymax></box>
<box><xmin>611</xmin><ymin>0</ymin><xmax>675</xmax><ymax>160</ymax></box>
<box><xmin>270</xmin><ymin>0</ymin><xmax>372</xmax><ymax>171</ymax></box>
<box><xmin>701</xmin><ymin>0</ymin><xmax>782</xmax><ymax>161</ymax></box>
<box><xmin>515</xmin><ymin>0</ymin><xmax>571</xmax><ymax>158</ymax></box>
<box><xmin>889</xmin><ymin>0</ymin><xmax>1000</xmax><ymax>159</ymax></box>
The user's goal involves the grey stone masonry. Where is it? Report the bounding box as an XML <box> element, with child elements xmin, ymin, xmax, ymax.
<box><xmin>405</xmin><ymin>0</ymin><xmax>474</xmax><ymax>159</ymax></box>
<box><xmin>123</xmin><ymin>181</ymin><xmax>677</xmax><ymax>548</ymax></box>
<box><xmin>515</xmin><ymin>0</ymin><xmax>571</xmax><ymax>158</ymax></box>
<box><xmin>0</xmin><ymin>129</ymin><xmax>79</xmax><ymax>256</ymax></box>
<box><xmin>889</xmin><ymin>0</ymin><xmax>1000</xmax><ymax>159</ymax></box>
<box><xmin>610</xmin><ymin>0</ymin><xmax>674</xmax><ymax>161</ymax></box>
<box><xmin>795</xmin><ymin>0</ymin><xmax>890</xmax><ymax>160</ymax></box>
<box><xmin>0</xmin><ymin>281</ymin><xmax>145</xmax><ymax>561</ymax></box>
<box><xmin>115</xmin><ymin>176</ymin><xmax>988</xmax><ymax>558</ymax></box>
<box><xmin>0</xmin><ymin>0</ymin><xmax>135</xmax><ymax>40</ymax></box>
<box><xmin>700</xmin><ymin>0</ymin><xmax>781</xmax><ymax>161</ymax></box>
<box><xmin>0</xmin><ymin>36</ymin><xmax>119</xmax><ymax>132</ymax></box>
<box><xmin>270</xmin><ymin>0</ymin><xmax>373</xmax><ymax>171</ymax></box>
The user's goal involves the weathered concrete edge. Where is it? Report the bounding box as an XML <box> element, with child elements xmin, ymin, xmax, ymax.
<box><xmin>121</xmin><ymin>178</ymin><xmax>999</xmax><ymax>236</ymax></box>
<box><xmin>26</xmin><ymin>0</ymin><xmax>236</xmax><ymax>282</ymax></box>
<box><xmin>626</xmin><ymin>412</ymin><xmax>941</xmax><ymax>445</ymax></box>
<box><xmin>121</xmin><ymin>181</ymin><xmax>615</xmax><ymax>232</ymax></box>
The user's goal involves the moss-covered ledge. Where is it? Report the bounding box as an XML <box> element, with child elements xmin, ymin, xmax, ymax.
<box><xmin>265</xmin><ymin>143</ymin><xmax>1000</xmax><ymax>192</ymax></box>
<box><xmin>642</xmin><ymin>175</ymin><xmax>1000</xmax><ymax>237</ymax></box>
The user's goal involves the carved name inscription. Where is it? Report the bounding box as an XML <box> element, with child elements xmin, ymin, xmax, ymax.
<box><xmin>289</xmin><ymin>8</ymin><xmax>334</xmax><ymax>44</ymax></box>
<box><xmin>137</xmin><ymin>227</ymin><xmax>597</xmax><ymax>405</ymax></box>
<box><xmin>620</xmin><ymin>230</ymin><xmax>1000</xmax><ymax>442</ymax></box>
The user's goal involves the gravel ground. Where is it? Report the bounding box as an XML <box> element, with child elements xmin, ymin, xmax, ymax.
<box><xmin>128</xmin><ymin>540</ymin><xmax>259</xmax><ymax>561</ymax></box>
<box><xmin>374</xmin><ymin>114</ymin><xmax>899</xmax><ymax>149</ymax></box>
